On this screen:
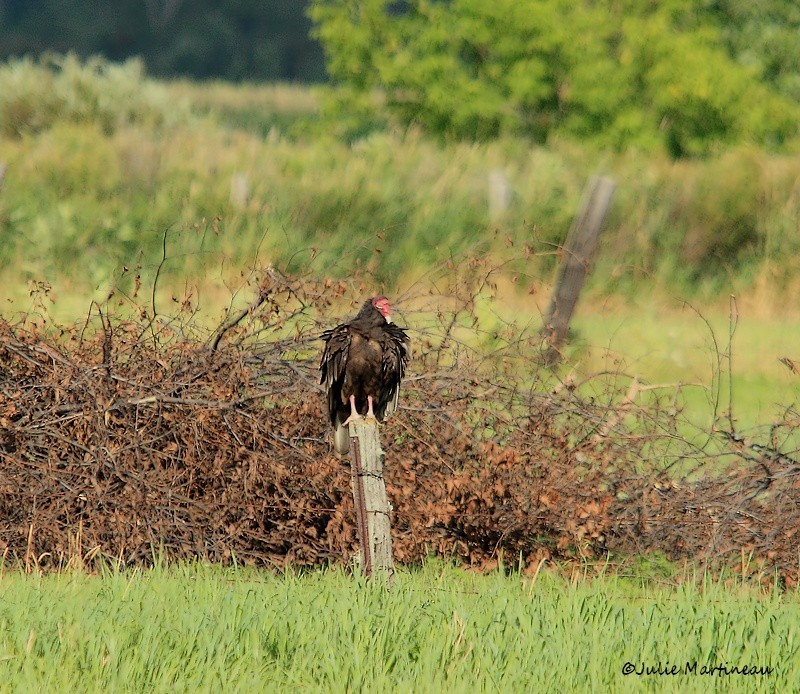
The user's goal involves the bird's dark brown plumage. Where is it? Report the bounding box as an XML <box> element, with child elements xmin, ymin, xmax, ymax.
<box><xmin>319</xmin><ymin>296</ymin><xmax>410</xmax><ymax>453</ymax></box>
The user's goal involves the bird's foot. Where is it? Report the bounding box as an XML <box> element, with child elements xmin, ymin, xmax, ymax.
<box><xmin>341</xmin><ymin>412</ymin><xmax>363</xmax><ymax>427</ymax></box>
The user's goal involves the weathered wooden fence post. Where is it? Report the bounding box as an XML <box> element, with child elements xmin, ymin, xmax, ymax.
<box><xmin>348</xmin><ymin>419</ymin><xmax>394</xmax><ymax>585</ymax></box>
<box><xmin>541</xmin><ymin>175</ymin><xmax>616</xmax><ymax>361</ymax></box>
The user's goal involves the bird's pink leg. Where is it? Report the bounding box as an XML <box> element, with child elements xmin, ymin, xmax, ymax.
<box><xmin>366</xmin><ymin>395</ymin><xmax>376</xmax><ymax>419</ymax></box>
<box><xmin>341</xmin><ymin>394</ymin><xmax>362</xmax><ymax>426</ymax></box>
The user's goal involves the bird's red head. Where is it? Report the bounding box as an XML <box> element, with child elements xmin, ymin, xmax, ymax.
<box><xmin>371</xmin><ymin>296</ymin><xmax>392</xmax><ymax>322</ymax></box>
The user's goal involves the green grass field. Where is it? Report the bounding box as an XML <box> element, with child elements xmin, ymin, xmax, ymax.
<box><xmin>0</xmin><ymin>561</ymin><xmax>793</xmax><ymax>693</ymax></box>
<box><xmin>459</xmin><ymin>285</ymin><xmax>800</xmax><ymax>434</ymax></box>
<box><xmin>575</xmin><ymin>298</ymin><xmax>800</xmax><ymax>432</ymax></box>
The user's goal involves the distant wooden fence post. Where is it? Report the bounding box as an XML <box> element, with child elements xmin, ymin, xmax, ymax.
<box><xmin>348</xmin><ymin>419</ymin><xmax>394</xmax><ymax>585</ymax></box>
<box><xmin>541</xmin><ymin>175</ymin><xmax>616</xmax><ymax>360</ymax></box>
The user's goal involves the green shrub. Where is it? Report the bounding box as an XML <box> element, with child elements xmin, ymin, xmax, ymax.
<box><xmin>0</xmin><ymin>53</ymin><xmax>186</xmax><ymax>138</ymax></box>
<box><xmin>677</xmin><ymin>149</ymin><xmax>762</xmax><ymax>271</ymax></box>
<box><xmin>309</xmin><ymin>0</ymin><xmax>800</xmax><ymax>155</ymax></box>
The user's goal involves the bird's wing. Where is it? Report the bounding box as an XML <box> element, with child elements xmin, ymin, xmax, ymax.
<box><xmin>378</xmin><ymin>325</ymin><xmax>410</xmax><ymax>420</ymax></box>
<box><xmin>320</xmin><ymin>324</ymin><xmax>352</xmax><ymax>426</ymax></box>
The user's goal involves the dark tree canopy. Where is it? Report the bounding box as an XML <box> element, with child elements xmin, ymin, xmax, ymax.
<box><xmin>0</xmin><ymin>0</ymin><xmax>326</xmax><ymax>81</ymax></box>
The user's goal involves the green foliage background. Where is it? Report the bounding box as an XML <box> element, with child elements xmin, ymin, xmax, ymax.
<box><xmin>310</xmin><ymin>0</ymin><xmax>800</xmax><ymax>156</ymax></box>
<box><xmin>1</xmin><ymin>55</ymin><xmax>800</xmax><ymax>314</ymax></box>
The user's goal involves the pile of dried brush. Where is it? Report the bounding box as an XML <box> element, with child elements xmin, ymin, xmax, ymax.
<box><xmin>2</xmin><ymin>266</ymin><xmax>800</xmax><ymax>583</ymax></box>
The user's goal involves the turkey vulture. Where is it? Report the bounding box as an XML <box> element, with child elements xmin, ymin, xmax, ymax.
<box><xmin>320</xmin><ymin>296</ymin><xmax>410</xmax><ymax>454</ymax></box>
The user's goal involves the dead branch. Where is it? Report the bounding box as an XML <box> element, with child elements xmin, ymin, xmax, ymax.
<box><xmin>211</xmin><ymin>280</ymin><xmax>272</xmax><ymax>351</ymax></box>
<box><xmin>1</xmin><ymin>263</ymin><xmax>800</xmax><ymax>585</ymax></box>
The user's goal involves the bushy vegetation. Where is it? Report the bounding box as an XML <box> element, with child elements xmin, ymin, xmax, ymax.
<box><xmin>715</xmin><ymin>0</ymin><xmax>800</xmax><ymax>103</ymax></box>
<box><xmin>310</xmin><ymin>0</ymin><xmax>800</xmax><ymax>155</ymax></box>
<box><xmin>0</xmin><ymin>54</ymin><xmax>186</xmax><ymax>138</ymax></box>
<box><xmin>0</xmin><ymin>561</ymin><xmax>794</xmax><ymax>691</ymax></box>
<box><xmin>1</xmin><ymin>59</ymin><xmax>799</xmax><ymax>312</ymax></box>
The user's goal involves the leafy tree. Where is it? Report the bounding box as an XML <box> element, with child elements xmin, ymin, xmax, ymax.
<box><xmin>310</xmin><ymin>0</ymin><xmax>800</xmax><ymax>154</ymax></box>
<box><xmin>711</xmin><ymin>0</ymin><xmax>800</xmax><ymax>101</ymax></box>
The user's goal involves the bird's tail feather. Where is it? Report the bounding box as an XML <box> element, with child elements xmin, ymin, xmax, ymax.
<box><xmin>334</xmin><ymin>421</ymin><xmax>350</xmax><ymax>455</ymax></box>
